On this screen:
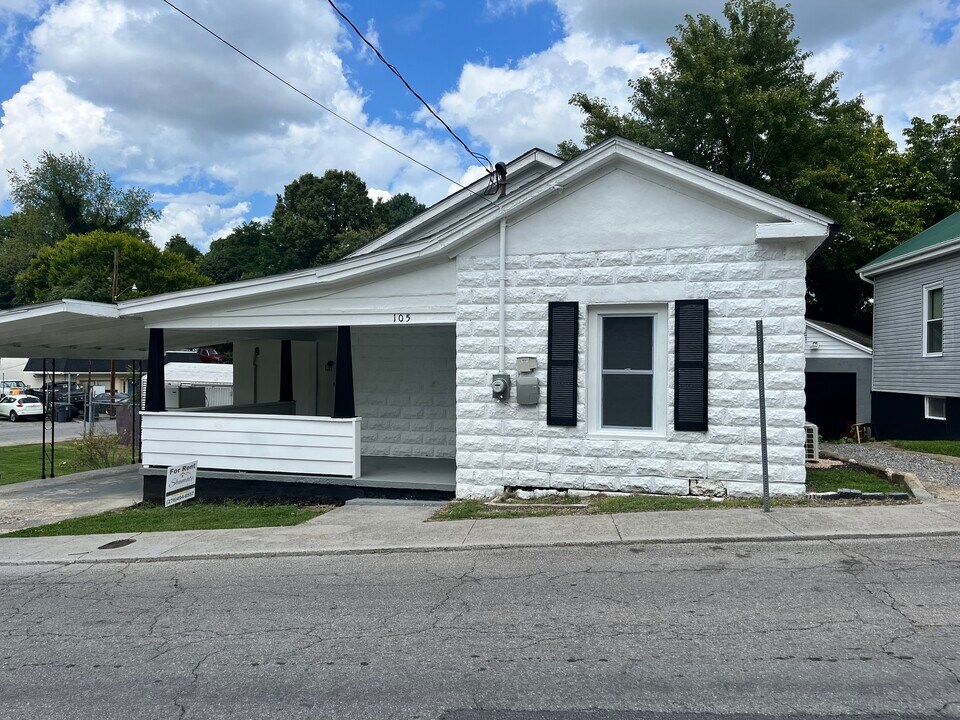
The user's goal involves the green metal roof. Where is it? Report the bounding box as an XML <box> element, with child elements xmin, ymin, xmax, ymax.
<box><xmin>860</xmin><ymin>210</ymin><xmax>960</xmax><ymax>275</ymax></box>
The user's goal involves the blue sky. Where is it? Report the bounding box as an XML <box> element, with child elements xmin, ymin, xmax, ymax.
<box><xmin>0</xmin><ymin>0</ymin><xmax>958</xmax><ymax>250</ymax></box>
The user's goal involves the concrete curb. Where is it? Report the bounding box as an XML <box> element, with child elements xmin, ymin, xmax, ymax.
<box><xmin>820</xmin><ymin>449</ymin><xmax>938</xmax><ymax>503</ymax></box>
<box><xmin>4</xmin><ymin>527</ymin><xmax>960</xmax><ymax>567</ymax></box>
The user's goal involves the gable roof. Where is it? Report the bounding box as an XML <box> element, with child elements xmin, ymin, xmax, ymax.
<box><xmin>859</xmin><ymin>210</ymin><xmax>960</xmax><ymax>278</ymax></box>
<box><xmin>805</xmin><ymin>319</ymin><xmax>872</xmax><ymax>352</ymax></box>
<box><xmin>0</xmin><ymin>137</ymin><xmax>835</xmax><ymax>356</ymax></box>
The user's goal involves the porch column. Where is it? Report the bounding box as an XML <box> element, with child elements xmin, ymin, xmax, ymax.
<box><xmin>333</xmin><ymin>325</ymin><xmax>355</xmax><ymax>418</ymax></box>
<box><xmin>279</xmin><ymin>339</ymin><xmax>293</xmax><ymax>403</ymax></box>
<box><xmin>145</xmin><ymin>328</ymin><xmax>165</xmax><ymax>412</ymax></box>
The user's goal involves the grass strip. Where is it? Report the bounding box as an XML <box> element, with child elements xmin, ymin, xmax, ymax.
<box><xmin>806</xmin><ymin>467</ymin><xmax>903</xmax><ymax>494</ymax></box>
<box><xmin>2</xmin><ymin>501</ymin><xmax>329</xmax><ymax>538</ymax></box>
<box><xmin>889</xmin><ymin>439</ymin><xmax>960</xmax><ymax>458</ymax></box>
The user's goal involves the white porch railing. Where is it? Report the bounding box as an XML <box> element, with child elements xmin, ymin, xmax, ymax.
<box><xmin>140</xmin><ymin>411</ymin><xmax>361</xmax><ymax>479</ymax></box>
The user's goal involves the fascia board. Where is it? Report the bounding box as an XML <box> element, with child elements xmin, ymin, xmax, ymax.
<box><xmin>118</xmin><ymin>269</ymin><xmax>317</xmax><ymax>315</ymax></box>
<box><xmin>0</xmin><ymin>299</ymin><xmax>118</xmax><ymax>323</ymax></box>
<box><xmin>347</xmin><ymin>149</ymin><xmax>564</xmax><ymax>259</ymax></box>
<box><xmin>805</xmin><ymin>320</ymin><xmax>872</xmax><ymax>355</ymax></box>
<box><xmin>123</xmin><ymin>239</ymin><xmax>441</xmax><ymax>320</ymax></box>
<box><xmin>857</xmin><ymin>236</ymin><xmax>960</xmax><ymax>278</ymax></box>
<box><xmin>756</xmin><ymin>221</ymin><xmax>830</xmax><ymax>241</ymax></box>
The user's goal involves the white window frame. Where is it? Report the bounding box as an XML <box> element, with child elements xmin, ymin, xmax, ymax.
<box><xmin>925</xmin><ymin>396</ymin><xmax>947</xmax><ymax>421</ymax></box>
<box><xmin>923</xmin><ymin>281</ymin><xmax>944</xmax><ymax>358</ymax></box>
<box><xmin>587</xmin><ymin>304</ymin><xmax>668</xmax><ymax>439</ymax></box>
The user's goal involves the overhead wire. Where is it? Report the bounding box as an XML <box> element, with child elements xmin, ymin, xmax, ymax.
<box><xmin>325</xmin><ymin>0</ymin><xmax>492</xmax><ymax>172</ymax></box>
<box><xmin>159</xmin><ymin>0</ymin><xmax>499</xmax><ymax>208</ymax></box>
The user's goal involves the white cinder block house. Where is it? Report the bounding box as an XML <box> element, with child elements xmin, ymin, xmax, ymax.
<box><xmin>0</xmin><ymin>138</ymin><xmax>833</xmax><ymax>499</ymax></box>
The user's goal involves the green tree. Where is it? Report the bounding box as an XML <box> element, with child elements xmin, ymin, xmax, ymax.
<box><xmin>559</xmin><ymin>0</ymin><xmax>922</xmax><ymax>331</ymax></box>
<box><xmin>1</xmin><ymin>151</ymin><xmax>160</xmax><ymax>308</ymax></box>
<box><xmin>372</xmin><ymin>193</ymin><xmax>426</xmax><ymax>233</ymax></box>
<box><xmin>272</xmin><ymin>170</ymin><xmax>374</xmax><ymax>269</ymax></box>
<box><xmin>163</xmin><ymin>233</ymin><xmax>202</xmax><ymax>264</ymax></box>
<box><xmin>199</xmin><ymin>221</ymin><xmax>282</xmax><ymax>284</ymax></box>
<box><xmin>14</xmin><ymin>230</ymin><xmax>211</xmax><ymax>305</ymax></box>
<box><xmin>9</xmin><ymin>151</ymin><xmax>158</xmax><ymax>241</ymax></box>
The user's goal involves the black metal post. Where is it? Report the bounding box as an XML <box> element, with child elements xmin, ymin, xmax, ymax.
<box><xmin>333</xmin><ymin>326</ymin><xmax>355</xmax><ymax>418</ymax></box>
<box><xmin>145</xmin><ymin>329</ymin><xmax>165</xmax><ymax>412</ymax></box>
<box><xmin>40</xmin><ymin>358</ymin><xmax>47</xmax><ymax>479</ymax></box>
<box><xmin>279</xmin><ymin>339</ymin><xmax>293</xmax><ymax>403</ymax></box>
<box><xmin>50</xmin><ymin>364</ymin><xmax>55</xmax><ymax>478</ymax></box>
<box><xmin>756</xmin><ymin>320</ymin><xmax>770</xmax><ymax>512</ymax></box>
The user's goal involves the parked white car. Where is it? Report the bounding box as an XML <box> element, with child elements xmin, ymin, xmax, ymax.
<box><xmin>0</xmin><ymin>394</ymin><xmax>43</xmax><ymax>421</ymax></box>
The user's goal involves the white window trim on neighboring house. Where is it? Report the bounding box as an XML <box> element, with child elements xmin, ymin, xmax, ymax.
<box><xmin>925</xmin><ymin>396</ymin><xmax>947</xmax><ymax>421</ymax></box>
<box><xmin>923</xmin><ymin>281</ymin><xmax>944</xmax><ymax>357</ymax></box>
<box><xmin>587</xmin><ymin>304</ymin><xmax>668</xmax><ymax>439</ymax></box>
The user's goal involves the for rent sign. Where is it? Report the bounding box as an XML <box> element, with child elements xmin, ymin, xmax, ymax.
<box><xmin>165</xmin><ymin>460</ymin><xmax>198</xmax><ymax>507</ymax></box>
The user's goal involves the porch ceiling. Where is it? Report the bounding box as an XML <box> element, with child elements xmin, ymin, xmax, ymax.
<box><xmin>0</xmin><ymin>300</ymin><xmax>232</xmax><ymax>359</ymax></box>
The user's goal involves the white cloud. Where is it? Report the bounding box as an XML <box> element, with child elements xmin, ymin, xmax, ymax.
<box><xmin>428</xmin><ymin>32</ymin><xmax>663</xmax><ymax>162</ymax></box>
<box><xmin>0</xmin><ymin>70</ymin><xmax>120</xmax><ymax>196</ymax></box>
<box><xmin>150</xmin><ymin>194</ymin><xmax>251</xmax><ymax>252</ymax></box>
<box><xmin>0</xmin><ymin>0</ymin><xmax>473</xmax><ymax>221</ymax></box>
<box><xmin>367</xmin><ymin>188</ymin><xmax>392</xmax><ymax>203</ymax></box>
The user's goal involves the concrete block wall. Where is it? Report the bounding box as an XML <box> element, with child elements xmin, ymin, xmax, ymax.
<box><xmin>352</xmin><ymin>325</ymin><xmax>456</xmax><ymax>459</ymax></box>
<box><xmin>454</xmin><ymin>242</ymin><xmax>808</xmax><ymax>499</ymax></box>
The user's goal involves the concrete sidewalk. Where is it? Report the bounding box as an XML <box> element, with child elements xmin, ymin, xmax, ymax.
<box><xmin>2</xmin><ymin>499</ymin><xmax>959</xmax><ymax>566</ymax></box>
<box><xmin>0</xmin><ymin>464</ymin><xmax>141</xmax><ymax>534</ymax></box>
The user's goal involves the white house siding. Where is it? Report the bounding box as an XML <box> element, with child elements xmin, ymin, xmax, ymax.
<box><xmin>804</xmin><ymin>325</ymin><xmax>870</xmax><ymax>359</ymax></box>
<box><xmin>453</xmin><ymin>168</ymin><xmax>808</xmax><ymax>499</ymax></box>
<box><xmin>352</xmin><ymin>325</ymin><xmax>456</xmax><ymax>459</ymax></box>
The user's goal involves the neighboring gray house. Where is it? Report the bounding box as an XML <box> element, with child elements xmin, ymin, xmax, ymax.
<box><xmin>804</xmin><ymin>319</ymin><xmax>872</xmax><ymax>439</ymax></box>
<box><xmin>860</xmin><ymin>210</ymin><xmax>960</xmax><ymax>439</ymax></box>
<box><xmin>0</xmin><ymin>137</ymin><xmax>833</xmax><ymax>499</ymax></box>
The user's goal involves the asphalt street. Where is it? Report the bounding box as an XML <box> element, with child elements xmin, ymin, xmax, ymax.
<box><xmin>1</xmin><ymin>537</ymin><xmax>959</xmax><ymax>720</ymax></box>
<box><xmin>0</xmin><ymin>417</ymin><xmax>116</xmax><ymax>447</ymax></box>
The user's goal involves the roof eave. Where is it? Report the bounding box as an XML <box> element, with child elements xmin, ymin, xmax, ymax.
<box><xmin>858</xmin><ymin>235</ymin><xmax>960</xmax><ymax>278</ymax></box>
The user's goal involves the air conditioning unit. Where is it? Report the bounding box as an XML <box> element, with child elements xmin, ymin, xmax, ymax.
<box><xmin>804</xmin><ymin>422</ymin><xmax>819</xmax><ymax>462</ymax></box>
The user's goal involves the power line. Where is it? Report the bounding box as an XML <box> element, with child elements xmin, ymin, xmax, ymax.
<box><xmin>159</xmin><ymin>0</ymin><xmax>498</xmax><ymax>207</ymax></box>
<box><xmin>325</xmin><ymin>0</ymin><xmax>492</xmax><ymax>172</ymax></box>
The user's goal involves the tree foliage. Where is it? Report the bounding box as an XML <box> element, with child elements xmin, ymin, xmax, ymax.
<box><xmin>199</xmin><ymin>221</ymin><xmax>283</xmax><ymax>285</ymax></box>
<box><xmin>14</xmin><ymin>231</ymin><xmax>212</xmax><ymax>305</ymax></box>
<box><xmin>1</xmin><ymin>152</ymin><xmax>161</xmax><ymax>309</ymax></box>
<box><xmin>560</xmin><ymin>0</ymin><xmax>960</xmax><ymax>332</ymax></box>
<box><xmin>164</xmin><ymin>234</ymin><xmax>202</xmax><ymax>264</ymax></box>
<box><xmin>8</xmin><ymin>151</ymin><xmax>158</xmax><ymax>241</ymax></box>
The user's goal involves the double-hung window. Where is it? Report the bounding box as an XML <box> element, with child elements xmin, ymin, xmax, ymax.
<box><xmin>924</xmin><ymin>282</ymin><xmax>944</xmax><ymax>356</ymax></box>
<box><xmin>588</xmin><ymin>306</ymin><xmax>667</xmax><ymax>436</ymax></box>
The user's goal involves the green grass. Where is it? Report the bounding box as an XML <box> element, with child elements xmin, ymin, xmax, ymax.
<box><xmin>431</xmin><ymin>466</ymin><xmax>910</xmax><ymax>521</ymax></box>
<box><xmin>0</xmin><ymin>442</ymin><xmax>84</xmax><ymax>486</ymax></box>
<box><xmin>889</xmin><ymin>439</ymin><xmax>960</xmax><ymax>458</ymax></box>
<box><xmin>1</xmin><ymin>501</ymin><xmax>330</xmax><ymax>538</ymax></box>
<box><xmin>806</xmin><ymin>467</ymin><xmax>903</xmax><ymax>494</ymax></box>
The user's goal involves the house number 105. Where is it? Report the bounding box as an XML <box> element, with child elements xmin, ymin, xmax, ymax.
<box><xmin>393</xmin><ymin>313</ymin><xmax>411</xmax><ymax>323</ymax></box>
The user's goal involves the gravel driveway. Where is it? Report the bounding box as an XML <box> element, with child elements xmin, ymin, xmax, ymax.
<box><xmin>824</xmin><ymin>442</ymin><xmax>960</xmax><ymax>501</ymax></box>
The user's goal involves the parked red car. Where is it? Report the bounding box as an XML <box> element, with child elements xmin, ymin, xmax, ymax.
<box><xmin>197</xmin><ymin>347</ymin><xmax>224</xmax><ymax>364</ymax></box>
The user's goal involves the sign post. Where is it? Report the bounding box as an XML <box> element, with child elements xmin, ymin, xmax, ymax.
<box><xmin>165</xmin><ymin>460</ymin><xmax>197</xmax><ymax>507</ymax></box>
<box><xmin>756</xmin><ymin>320</ymin><xmax>771</xmax><ymax>513</ymax></box>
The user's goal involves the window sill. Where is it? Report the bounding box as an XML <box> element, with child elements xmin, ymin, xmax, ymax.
<box><xmin>923</xmin><ymin>352</ymin><xmax>944</xmax><ymax>358</ymax></box>
<box><xmin>586</xmin><ymin>429</ymin><xmax>667</xmax><ymax>442</ymax></box>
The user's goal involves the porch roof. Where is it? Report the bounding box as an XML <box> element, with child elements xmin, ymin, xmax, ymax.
<box><xmin>0</xmin><ymin>299</ymin><xmax>229</xmax><ymax>359</ymax></box>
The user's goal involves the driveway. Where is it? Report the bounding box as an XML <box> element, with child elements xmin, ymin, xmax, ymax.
<box><xmin>824</xmin><ymin>441</ymin><xmax>960</xmax><ymax>501</ymax></box>
<box><xmin>0</xmin><ymin>465</ymin><xmax>141</xmax><ymax>534</ymax></box>
<box><xmin>0</xmin><ymin>417</ymin><xmax>117</xmax><ymax>447</ymax></box>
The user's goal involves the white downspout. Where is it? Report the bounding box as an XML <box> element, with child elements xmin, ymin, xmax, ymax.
<box><xmin>499</xmin><ymin>217</ymin><xmax>507</xmax><ymax>374</ymax></box>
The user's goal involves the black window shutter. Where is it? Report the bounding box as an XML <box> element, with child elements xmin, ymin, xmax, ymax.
<box><xmin>547</xmin><ymin>301</ymin><xmax>579</xmax><ymax>426</ymax></box>
<box><xmin>674</xmin><ymin>299</ymin><xmax>708</xmax><ymax>431</ymax></box>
